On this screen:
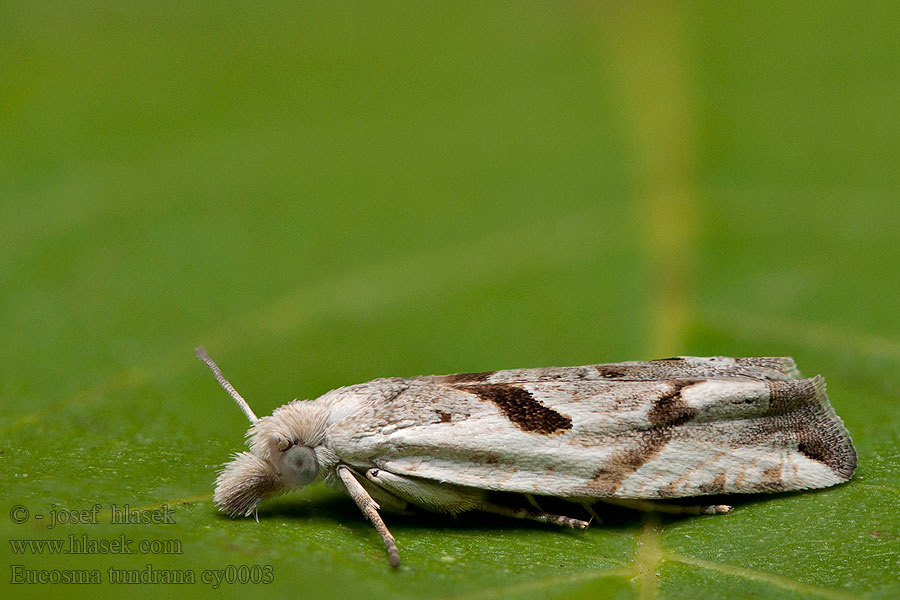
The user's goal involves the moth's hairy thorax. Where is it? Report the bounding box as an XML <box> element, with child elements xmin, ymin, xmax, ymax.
<box><xmin>246</xmin><ymin>378</ymin><xmax>410</xmax><ymax>481</ymax></box>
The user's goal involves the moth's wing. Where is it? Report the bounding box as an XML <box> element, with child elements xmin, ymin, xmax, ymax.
<box><xmin>415</xmin><ymin>356</ymin><xmax>802</xmax><ymax>386</ymax></box>
<box><xmin>328</xmin><ymin>375</ymin><xmax>856</xmax><ymax>499</ymax></box>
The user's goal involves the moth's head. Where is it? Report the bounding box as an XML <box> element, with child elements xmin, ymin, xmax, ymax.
<box><xmin>196</xmin><ymin>347</ymin><xmax>326</xmax><ymax>518</ymax></box>
<box><xmin>246</xmin><ymin>404</ymin><xmax>327</xmax><ymax>487</ymax></box>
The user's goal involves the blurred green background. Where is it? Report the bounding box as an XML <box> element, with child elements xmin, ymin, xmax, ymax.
<box><xmin>2</xmin><ymin>2</ymin><xmax>898</xmax><ymax>599</ymax></box>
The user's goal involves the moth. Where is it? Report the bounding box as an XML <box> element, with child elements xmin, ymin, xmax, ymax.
<box><xmin>196</xmin><ymin>349</ymin><xmax>856</xmax><ymax>568</ymax></box>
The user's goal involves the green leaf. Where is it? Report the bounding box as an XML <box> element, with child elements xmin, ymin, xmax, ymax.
<box><xmin>2</xmin><ymin>2</ymin><xmax>898</xmax><ymax>599</ymax></box>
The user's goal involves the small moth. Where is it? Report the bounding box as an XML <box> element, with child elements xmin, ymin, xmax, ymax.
<box><xmin>196</xmin><ymin>349</ymin><xmax>856</xmax><ymax>568</ymax></box>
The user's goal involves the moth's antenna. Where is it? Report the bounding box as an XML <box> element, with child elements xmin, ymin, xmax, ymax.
<box><xmin>195</xmin><ymin>347</ymin><xmax>258</xmax><ymax>423</ymax></box>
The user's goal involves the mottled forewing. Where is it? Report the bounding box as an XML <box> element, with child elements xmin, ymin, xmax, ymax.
<box><xmin>328</xmin><ymin>362</ymin><xmax>856</xmax><ymax>499</ymax></box>
<box><xmin>415</xmin><ymin>356</ymin><xmax>802</xmax><ymax>385</ymax></box>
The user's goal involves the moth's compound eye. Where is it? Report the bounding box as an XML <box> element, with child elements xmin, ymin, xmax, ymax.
<box><xmin>280</xmin><ymin>445</ymin><xmax>318</xmax><ymax>487</ymax></box>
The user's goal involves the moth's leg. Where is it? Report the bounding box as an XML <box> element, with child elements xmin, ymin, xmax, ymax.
<box><xmin>477</xmin><ymin>501</ymin><xmax>591</xmax><ymax>530</ymax></box>
<box><xmin>480</xmin><ymin>503</ymin><xmax>591</xmax><ymax>530</ymax></box>
<box><xmin>526</xmin><ymin>494</ymin><xmax>599</xmax><ymax>526</ymax></box>
<box><xmin>524</xmin><ymin>493</ymin><xmax>544</xmax><ymax>512</ymax></box>
<box><xmin>337</xmin><ymin>466</ymin><xmax>401</xmax><ymax>568</ymax></box>
<box><xmin>581</xmin><ymin>502</ymin><xmax>603</xmax><ymax>524</ymax></box>
<box><xmin>366</xmin><ymin>469</ymin><xmax>590</xmax><ymax>529</ymax></box>
<box><xmin>600</xmin><ymin>498</ymin><xmax>732</xmax><ymax>515</ymax></box>
<box><xmin>365</xmin><ymin>468</ymin><xmax>484</xmax><ymax>514</ymax></box>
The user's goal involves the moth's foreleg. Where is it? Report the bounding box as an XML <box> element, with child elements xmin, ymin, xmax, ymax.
<box><xmin>478</xmin><ymin>502</ymin><xmax>591</xmax><ymax>530</ymax></box>
<box><xmin>337</xmin><ymin>466</ymin><xmax>401</xmax><ymax>568</ymax></box>
<box><xmin>599</xmin><ymin>498</ymin><xmax>732</xmax><ymax>515</ymax></box>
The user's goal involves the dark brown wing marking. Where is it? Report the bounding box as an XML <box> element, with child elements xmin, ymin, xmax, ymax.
<box><xmin>590</xmin><ymin>381</ymin><xmax>700</xmax><ymax>493</ymax></box>
<box><xmin>698</xmin><ymin>472</ymin><xmax>727</xmax><ymax>494</ymax></box>
<box><xmin>457</xmin><ymin>384</ymin><xmax>572</xmax><ymax>434</ymax></box>
<box><xmin>593</xmin><ymin>366</ymin><xmax>628</xmax><ymax>378</ymax></box>
<box><xmin>648</xmin><ymin>380</ymin><xmax>699</xmax><ymax>427</ymax></box>
<box><xmin>794</xmin><ymin>405</ymin><xmax>857</xmax><ymax>478</ymax></box>
<box><xmin>765</xmin><ymin>378</ymin><xmax>856</xmax><ymax>479</ymax></box>
<box><xmin>441</xmin><ymin>371</ymin><xmax>496</xmax><ymax>383</ymax></box>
